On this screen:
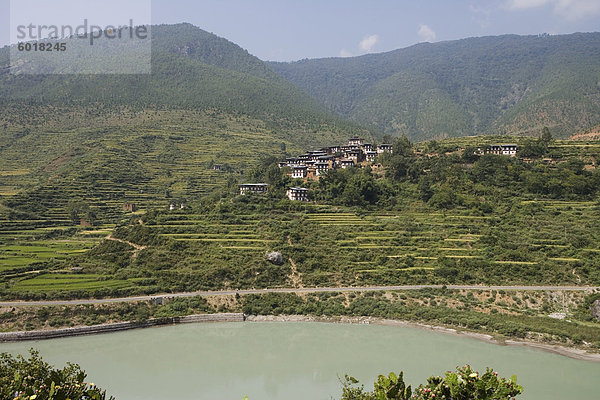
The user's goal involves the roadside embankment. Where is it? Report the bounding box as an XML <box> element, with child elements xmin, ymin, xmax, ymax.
<box><xmin>0</xmin><ymin>313</ymin><xmax>244</xmax><ymax>342</ymax></box>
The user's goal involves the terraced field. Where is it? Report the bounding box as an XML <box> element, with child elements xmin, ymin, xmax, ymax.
<box><xmin>9</xmin><ymin>273</ymin><xmax>142</xmax><ymax>293</ymax></box>
<box><xmin>149</xmin><ymin>212</ymin><xmax>273</xmax><ymax>251</ymax></box>
<box><xmin>0</xmin><ymin>109</ymin><xmax>338</xmax><ymax>280</ymax></box>
<box><xmin>2</xmin><ymin>195</ymin><xmax>599</xmax><ymax>299</ymax></box>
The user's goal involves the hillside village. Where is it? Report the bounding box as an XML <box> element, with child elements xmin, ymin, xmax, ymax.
<box><xmin>240</xmin><ymin>137</ymin><xmax>519</xmax><ymax>201</ymax></box>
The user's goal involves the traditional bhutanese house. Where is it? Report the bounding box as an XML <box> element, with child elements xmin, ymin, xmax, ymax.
<box><xmin>346</xmin><ymin>149</ymin><xmax>364</xmax><ymax>163</ymax></box>
<box><xmin>361</xmin><ymin>143</ymin><xmax>374</xmax><ymax>152</ymax></box>
<box><xmin>365</xmin><ymin>151</ymin><xmax>378</xmax><ymax>162</ymax></box>
<box><xmin>239</xmin><ymin>183</ymin><xmax>269</xmax><ymax>195</ymax></box>
<box><xmin>278</xmin><ymin>162</ymin><xmax>287</xmax><ymax>168</ymax></box>
<box><xmin>285</xmin><ymin>157</ymin><xmax>300</xmax><ymax>165</ymax></box>
<box><xmin>377</xmin><ymin>144</ymin><xmax>393</xmax><ymax>154</ymax></box>
<box><xmin>487</xmin><ymin>144</ymin><xmax>517</xmax><ymax>156</ymax></box>
<box><xmin>291</xmin><ymin>165</ymin><xmax>308</xmax><ymax>178</ymax></box>
<box><xmin>315</xmin><ymin>162</ymin><xmax>330</xmax><ymax>176</ymax></box>
<box><xmin>340</xmin><ymin>159</ymin><xmax>355</xmax><ymax>169</ymax></box>
<box><xmin>298</xmin><ymin>154</ymin><xmax>311</xmax><ymax>162</ymax></box>
<box><xmin>343</xmin><ymin>144</ymin><xmax>360</xmax><ymax>151</ymax></box>
<box><xmin>212</xmin><ymin>164</ymin><xmax>223</xmax><ymax>171</ymax></box>
<box><xmin>318</xmin><ymin>155</ymin><xmax>336</xmax><ymax>167</ymax></box>
<box><xmin>349</xmin><ymin>137</ymin><xmax>364</xmax><ymax>146</ymax></box>
<box><xmin>309</xmin><ymin>152</ymin><xmax>327</xmax><ymax>162</ymax></box>
<box><xmin>328</xmin><ymin>146</ymin><xmax>341</xmax><ymax>154</ymax></box>
<box><xmin>287</xmin><ymin>187</ymin><xmax>309</xmax><ymax>201</ymax></box>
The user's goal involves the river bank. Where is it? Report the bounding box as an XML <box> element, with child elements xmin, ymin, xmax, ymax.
<box><xmin>2</xmin><ymin>311</ymin><xmax>599</xmax><ymax>363</ymax></box>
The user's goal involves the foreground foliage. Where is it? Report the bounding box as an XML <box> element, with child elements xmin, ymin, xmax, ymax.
<box><xmin>0</xmin><ymin>350</ymin><xmax>113</xmax><ymax>400</ymax></box>
<box><xmin>341</xmin><ymin>366</ymin><xmax>523</xmax><ymax>400</ymax></box>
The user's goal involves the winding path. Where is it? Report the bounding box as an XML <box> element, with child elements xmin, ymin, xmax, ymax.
<box><xmin>1</xmin><ymin>285</ymin><xmax>598</xmax><ymax>307</ymax></box>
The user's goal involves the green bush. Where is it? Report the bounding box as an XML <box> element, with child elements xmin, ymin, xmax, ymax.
<box><xmin>341</xmin><ymin>366</ymin><xmax>522</xmax><ymax>400</ymax></box>
<box><xmin>0</xmin><ymin>350</ymin><xmax>113</xmax><ymax>400</ymax></box>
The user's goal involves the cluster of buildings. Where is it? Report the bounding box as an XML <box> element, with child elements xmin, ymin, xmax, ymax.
<box><xmin>278</xmin><ymin>137</ymin><xmax>393</xmax><ymax>180</ymax></box>
<box><xmin>239</xmin><ymin>137</ymin><xmax>393</xmax><ymax>201</ymax></box>
<box><xmin>237</xmin><ymin>139</ymin><xmax>519</xmax><ymax>202</ymax></box>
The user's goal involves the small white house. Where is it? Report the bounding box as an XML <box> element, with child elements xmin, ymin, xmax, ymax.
<box><xmin>315</xmin><ymin>162</ymin><xmax>329</xmax><ymax>176</ymax></box>
<box><xmin>340</xmin><ymin>159</ymin><xmax>355</xmax><ymax>169</ymax></box>
<box><xmin>239</xmin><ymin>183</ymin><xmax>269</xmax><ymax>195</ymax></box>
<box><xmin>365</xmin><ymin>151</ymin><xmax>378</xmax><ymax>162</ymax></box>
<box><xmin>287</xmin><ymin>187</ymin><xmax>309</xmax><ymax>201</ymax></box>
<box><xmin>349</xmin><ymin>137</ymin><xmax>364</xmax><ymax>146</ymax></box>
<box><xmin>292</xmin><ymin>165</ymin><xmax>308</xmax><ymax>179</ymax></box>
<box><xmin>377</xmin><ymin>144</ymin><xmax>393</xmax><ymax>154</ymax></box>
<box><xmin>488</xmin><ymin>144</ymin><xmax>518</xmax><ymax>156</ymax></box>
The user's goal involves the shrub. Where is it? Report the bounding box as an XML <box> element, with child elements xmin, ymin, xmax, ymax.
<box><xmin>341</xmin><ymin>365</ymin><xmax>523</xmax><ymax>400</ymax></box>
<box><xmin>0</xmin><ymin>350</ymin><xmax>113</xmax><ymax>400</ymax></box>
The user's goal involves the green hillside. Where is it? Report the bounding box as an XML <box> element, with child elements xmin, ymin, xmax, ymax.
<box><xmin>0</xmin><ymin>23</ymin><xmax>360</xmax><ymax>130</ymax></box>
<box><xmin>0</xmin><ymin>24</ymin><xmax>366</xmax><ymax>246</ymax></box>
<box><xmin>271</xmin><ymin>33</ymin><xmax>600</xmax><ymax>141</ymax></box>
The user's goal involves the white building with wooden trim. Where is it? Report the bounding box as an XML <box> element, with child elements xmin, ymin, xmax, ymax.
<box><xmin>488</xmin><ymin>144</ymin><xmax>518</xmax><ymax>156</ymax></box>
<box><xmin>377</xmin><ymin>144</ymin><xmax>393</xmax><ymax>154</ymax></box>
<box><xmin>291</xmin><ymin>165</ymin><xmax>308</xmax><ymax>178</ymax></box>
<box><xmin>287</xmin><ymin>187</ymin><xmax>309</xmax><ymax>201</ymax></box>
<box><xmin>340</xmin><ymin>159</ymin><xmax>355</xmax><ymax>169</ymax></box>
<box><xmin>239</xmin><ymin>183</ymin><xmax>269</xmax><ymax>195</ymax></box>
<box><xmin>349</xmin><ymin>137</ymin><xmax>364</xmax><ymax>146</ymax></box>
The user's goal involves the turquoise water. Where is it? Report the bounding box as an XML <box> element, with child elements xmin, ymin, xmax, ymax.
<box><xmin>2</xmin><ymin>322</ymin><xmax>599</xmax><ymax>399</ymax></box>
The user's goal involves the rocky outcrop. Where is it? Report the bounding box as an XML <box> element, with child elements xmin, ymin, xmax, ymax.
<box><xmin>266</xmin><ymin>251</ymin><xmax>284</xmax><ymax>265</ymax></box>
<box><xmin>591</xmin><ymin>300</ymin><xmax>600</xmax><ymax>322</ymax></box>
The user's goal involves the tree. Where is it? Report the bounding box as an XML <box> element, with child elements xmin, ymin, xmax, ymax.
<box><xmin>519</xmin><ymin>139</ymin><xmax>547</xmax><ymax>158</ymax></box>
<box><xmin>342</xmin><ymin>170</ymin><xmax>380</xmax><ymax>206</ymax></box>
<box><xmin>386</xmin><ymin>136</ymin><xmax>416</xmax><ymax>181</ymax></box>
<box><xmin>66</xmin><ymin>199</ymin><xmax>96</xmax><ymax>225</ymax></box>
<box><xmin>428</xmin><ymin>183</ymin><xmax>458</xmax><ymax>209</ymax></box>
<box><xmin>0</xmin><ymin>350</ymin><xmax>114</xmax><ymax>400</ymax></box>
<box><xmin>340</xmin><ymin>366</ymin><xmax>523</xmax><ymax>400</ymax></box>
<box><xmin>462</xmin><ymin>146</ymin><xmax>480</xmax><ymax>163</ymax></box>
<box><xmin>541</xmin><ymin>126</ymin><xmax>553</xmax><ymax>145</ymax></box>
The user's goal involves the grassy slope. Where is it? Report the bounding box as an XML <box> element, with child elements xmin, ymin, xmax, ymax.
<box><xmin>271</xmin><ymin>33</ymin><xmax>600</xmax><ymax>141</ymax></box>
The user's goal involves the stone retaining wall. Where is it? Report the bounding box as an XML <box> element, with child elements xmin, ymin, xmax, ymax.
<box><xmin>0</xmin><ymin>313</ymin><xmax>245</xmax><ymax>342</ymax></box>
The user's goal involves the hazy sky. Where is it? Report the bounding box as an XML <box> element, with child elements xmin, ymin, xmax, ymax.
<box><xmin>2</xmin><ymin>0</ymin><xmax>599</xmax><ymax>61</ymax></box>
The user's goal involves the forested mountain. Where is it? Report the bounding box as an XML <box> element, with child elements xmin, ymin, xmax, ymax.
<box><xmin>0</xmin><ymin>23</ymin><xmax>357</xmax><ymax>132</ymax></box>
<box><xmin>271</xmin><ymin>33</ymin><xmax>600</xmax><ymax>141</ymax></box>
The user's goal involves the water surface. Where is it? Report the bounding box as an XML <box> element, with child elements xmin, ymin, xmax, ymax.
<box><xmin>2</xmin><ymin>322</ymin><xmax>598</xmax><ymax>400</ymax></box>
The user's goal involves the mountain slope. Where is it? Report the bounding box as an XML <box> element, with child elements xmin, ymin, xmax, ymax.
<box><xmin>0</xmin><ymin>23</ymin><xmax>360</xmax><ymax>133</ymax></box>
<box><xmin>271</xmin><ymin>33</ymin><xmax>600</xmax><ymax>141</ymax></box>
<box><xmin>0</xmin><ymin>24</ymin><xmax>367</xmax><ymax>225</ymax></box>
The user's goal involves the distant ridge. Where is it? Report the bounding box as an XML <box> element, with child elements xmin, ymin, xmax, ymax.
<box><xmin>271</xmin><ymin>32</ymin><xmax>600</xmax><ymax>141</ymax></box>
